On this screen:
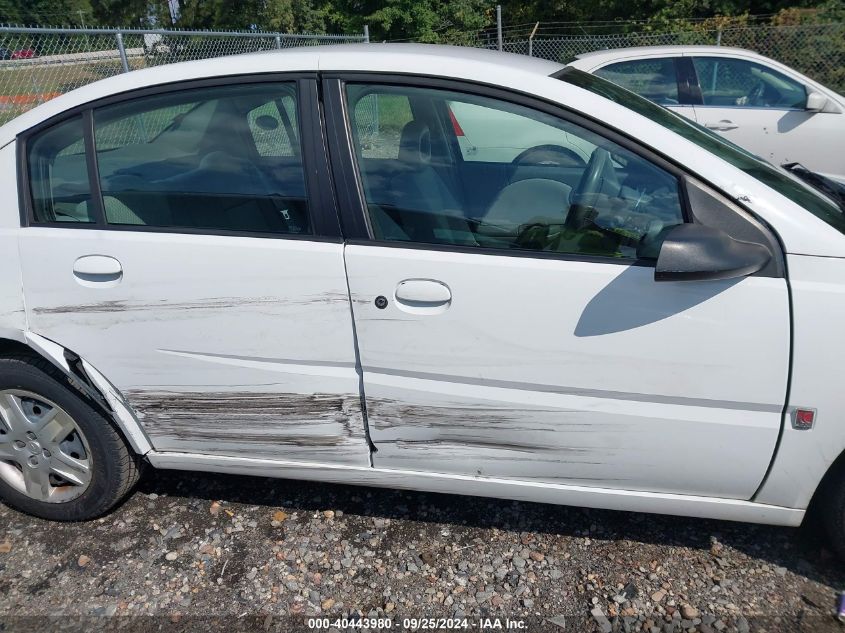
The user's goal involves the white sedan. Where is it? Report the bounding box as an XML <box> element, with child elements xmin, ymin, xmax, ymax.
<box><xmin>568</xmin><ymin>45</ymin><xmax>845</xmax><ymax>183</ymax></box>
<box><xmin>0</xmin><ymin>44</ymin><xmax>844</xmax><ymax>558</ymax></box>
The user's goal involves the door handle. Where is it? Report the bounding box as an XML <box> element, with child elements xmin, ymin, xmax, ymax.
<box><xmin>704</xmin><ymin>120</ymin><xmax>739</xmax><ymax>131</ymax></box>
<box><xmin>73</xmin><ymin>255</ymin><xmax>123</xmax><ymax>285</ymax></box>
<box><xmin>394</xmin><ymin>279</ymin><xmax>451</xmax><ymax>315</ymax></box>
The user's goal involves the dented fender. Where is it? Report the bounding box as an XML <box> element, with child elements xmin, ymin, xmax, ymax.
<box><xmin>23</xmin><ymin>331</ymin><xmax>153</xmax><ymax>454</ymax></box>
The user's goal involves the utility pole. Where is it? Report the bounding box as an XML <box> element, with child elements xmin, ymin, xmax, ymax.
<box><xmin>496</xmin><ymin>5</ymin><xmax>502</xmax><ymax>51</ymax></box>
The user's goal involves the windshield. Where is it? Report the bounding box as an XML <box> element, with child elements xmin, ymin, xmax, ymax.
<box><xmin>554</xmin><ymin>67</ymin><xmax>845</xmax><ymax>235</ymax></box>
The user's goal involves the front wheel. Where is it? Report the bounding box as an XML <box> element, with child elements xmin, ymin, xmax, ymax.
<box><xmin>0</xmin><ymin>356</ymin><xmax>140</xmax><ymax>520</ymax></box>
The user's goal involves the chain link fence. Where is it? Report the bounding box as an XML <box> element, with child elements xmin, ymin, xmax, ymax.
<box><xmin>2</xmin><ymin>22</ymin><xmax>843</xmax><ymax>128</ymax></box>
<box><xmin>0</xmin><ymin>26</ymin><xmax>367</xmax><ymax>125</ymax></box>
<box><xmin>495</xmin><ymin>22</ymin><xmax>845</xmax><ymax>94</ymax></box>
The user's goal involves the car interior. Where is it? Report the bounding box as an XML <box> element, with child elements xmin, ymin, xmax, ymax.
<box><xmin>347</xmin><ymin>85</ymin><xmax>685</xmax><ymax>259</ymax></box>
<box><xmin>29</xmin><ymin>83</ymin><xmax>311</xmax><ymax>235</ymax></box>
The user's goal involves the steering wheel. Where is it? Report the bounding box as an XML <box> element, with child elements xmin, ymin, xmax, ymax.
<box><xmin>740</xmin><ymin>81</ymin><xmax>766</xmax><ymax>107</ymax></box>
<box><xmin>512</xmin><ymin>144</ymin><xmax>586</xmax><ymax>168</ymax></box>
<box><xmin>565</xmin><ymin>147</ymin><xmax>628</xmax><ymax>239</ymax></box>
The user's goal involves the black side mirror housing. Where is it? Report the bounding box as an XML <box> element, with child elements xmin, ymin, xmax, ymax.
<box><xmin>655</xmin><ymin>224</ymin><xmax>772</xmax><ymax>282</ymax></box>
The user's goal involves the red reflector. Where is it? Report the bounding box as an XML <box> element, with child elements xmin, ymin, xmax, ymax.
<box><xmin>448</xmin><ymin>107</ymin><xmax>465</xmax><ymax>137</ymax></box>
<box><xmin>793</xmin><ymin>408</ymin><xmax>816</xmax><ymax>430</ymax></box>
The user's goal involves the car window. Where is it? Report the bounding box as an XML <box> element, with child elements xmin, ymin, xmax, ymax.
<box><xmin>555</xmin><ymin>68</ymin><xmax>845</xmax><ymax>235</ymax></box>
<box><xmin>447</xmin><ymin>100</ymin><xmax>589</xmax><ymax>166</ymax></box>
<box><xmin>27</xmin><ymin>116</ymin><xmax>95</xmax><ymax>223</ymax></box>
<box><xmin>595</xmin><ymin>58</ymin><xmax>680</xmax><ymax>105</ymax></box>
<box><xmin>345</xmin><ymin>83</ymin><xmax>685</xmax><ymax>260</ymax></box>
<box><xmin>92</xmin><ymin>82</ymin><xmax>310</xmax><ymax>235</ymax></box>
<box><xmin>693</xmin><ymin>57</ymin><xmax>807</xmax><ymax>109</ymax></box>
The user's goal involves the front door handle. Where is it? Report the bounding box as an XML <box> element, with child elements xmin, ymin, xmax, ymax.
<box><xmin>394</xmin><ymin>279</ymin><xmax>451</xmax><ymax>314</ymax></box>
<box><xmin>704</xmin><ymin>119</ymin><xmax>739</xmax><ymax>131</ymax></box>
<box><xmin>73</xmin><ymin>255</ymin><xmax>123</xmax><ymax>285</ymax></box>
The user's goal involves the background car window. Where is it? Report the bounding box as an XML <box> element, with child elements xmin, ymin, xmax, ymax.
<box><xmin>595</xmin><ymin>58</ymin><xmax>680</xmax><ymax>105</ymax></box>
<box><xmin>693</xmin><ymin>57</ymin><xmax>807</xmax><ymax>108</ymax></box>
<box><xmin>345</xmin><ymin>83</ymin><xmax>685</xmax><ymax>260</ymax></box>
<box><xmin>27</xmin><ymin>116</ymin><xmax>95</xmax><ymax>223</ymax></box>
<box><xmin>93</xmin><ymin>82</ymin><xmax>310</xmax><ymax>235</ymax></box>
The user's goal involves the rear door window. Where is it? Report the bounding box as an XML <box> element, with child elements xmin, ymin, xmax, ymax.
<box><xmin>92</xmin><ymin>82</ymin><xmax>311</xmax><ymax>234</ymax></box>
<box><xmin>27</xmin><ymin>116</ymin><xmax>95</xmax><ymax>223</ymax></box>
<box><xmin>595</xmin><ymin>58</ymin><xmax>681</xmax><ymax>105</ymax></box>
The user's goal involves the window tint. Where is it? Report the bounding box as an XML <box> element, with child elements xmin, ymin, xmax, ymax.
<box><xmin>345</xmin><ymin>83</ymin><xmax>685</xmax><ymax>260</ymax></box>
<box><xmin>28</xmin><ymin>116</ymin><xmax>95</xmax><ymax>223</ymax></box>
<box><xmin>595</xmin><ymin>58</ymin><xmax>680</xmax><ymax>105</ymax></box>
<box><xmin>693</xmin><ymin>57</ymin><xmax>807</xmax><ymax>108</ymax></box>
<box><xmin>93</xmin><ymin>82</ymin><xmax>310</xmax><ymax>235</ymax></box>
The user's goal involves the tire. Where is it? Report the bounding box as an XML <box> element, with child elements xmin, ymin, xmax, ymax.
<box><xmin>0</xmin><ymin>354</ymin><xmax>140</xmax><ymax>520</ymax></box>
<box><xmin>821</xmin><ymin>459</ymin><xmax>845</xmax><ymax>561</ymax></box>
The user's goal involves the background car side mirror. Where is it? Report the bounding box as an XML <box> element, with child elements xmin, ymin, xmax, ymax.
<box><xmin>806</xmin><ymin>91</ymin><xmax>829</xmax><ymax>112</ymax></box>
<box><xmin>654</xmin><ymin>224</ymin><xmax>771</xmax><ymax>282</ymax></box>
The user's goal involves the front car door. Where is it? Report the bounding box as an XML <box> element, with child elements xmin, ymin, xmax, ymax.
<box><xmin>328</xmin><ymin>75</ymin><xmax>789</xmax><ymax>499</ymax></box>
<box><xmin>17</xmin><ymin>77</ymin><xmax>370</xmax><ymax>466</ymax></box>
<box><xmin>690</xmin><ymin>55</ymin><xmax>845</xmax><ymax>177</ymax></box>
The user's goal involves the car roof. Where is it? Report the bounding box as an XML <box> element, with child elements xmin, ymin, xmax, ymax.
<box><xmin>0</xmin><ymin>43</ymin><xmax>564</xmax><ymax>145</ymax></box>
<box><xmin>573</xmin><ymin>45</ymin><xmax>765</xmax><ymax>65</ymax></box>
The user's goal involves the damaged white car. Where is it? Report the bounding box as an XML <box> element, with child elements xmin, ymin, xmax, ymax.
<box><xmin>0</xmin><ymin>44</ymin><xmax>844</xmax><ymax>558</ymax></box>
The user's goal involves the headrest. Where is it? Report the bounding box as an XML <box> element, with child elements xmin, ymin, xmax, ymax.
<box><xmin>398</xmin><ymin>120</ymin><xmax>432</xmax><ymax>165</ymax></box>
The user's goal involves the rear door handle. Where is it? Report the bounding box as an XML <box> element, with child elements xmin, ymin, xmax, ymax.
<box><xmin>394</xmin><ymin>279</ymin><xmax>451</xmax><ymax>314</ymax></box>
<box><xmin>73</xmin><ymin>255</ymin><xmax>123</xmax><ymax>285</ymax></box>
<box><xmin>704</xmin><ymin>120</ymin><xmax>739</xmax><ymax>131</ymax></box>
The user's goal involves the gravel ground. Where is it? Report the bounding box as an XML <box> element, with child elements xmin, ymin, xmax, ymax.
<box><xmin>1</xmin><ymin>468</ymin><xmax>843</xmax><ymax>633</ymax></box>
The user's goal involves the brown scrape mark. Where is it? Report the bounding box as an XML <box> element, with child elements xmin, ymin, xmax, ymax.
<box><xmin>126</xmin><ymin>390</ymin><xmax>366</xmax><ymax>449</ymax></box>
<box><xmin>34</xmin><ymin>292</ymin><xmax>350</xmax><ymax>315</ymax></box>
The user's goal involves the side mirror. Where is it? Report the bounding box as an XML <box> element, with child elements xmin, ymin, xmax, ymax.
<box><xmin>806</xmin><ymin>91</ymin><xmax>829</xmax><ymax>112</ymax></box>
<box><xmin>655</xmin><ymin>224</ymin><xmax>771</xmax><ymax>282</ymax></box>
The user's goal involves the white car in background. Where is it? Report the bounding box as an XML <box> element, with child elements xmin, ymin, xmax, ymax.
<box><xmin>568</xmin><ymin>45</ymin><xmax>845</xmax><ymax>183</ymax></box>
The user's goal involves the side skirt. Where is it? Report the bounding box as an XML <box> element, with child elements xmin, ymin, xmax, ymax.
<box><xmin>146</xmin><ymin>451</ymin><xmax>805</xmax><ymax>527</ymax></box>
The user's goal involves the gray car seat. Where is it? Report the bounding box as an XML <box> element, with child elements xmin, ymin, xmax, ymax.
<box><xmin>370</xmin><ymin>121</ymin><xmax>474</xmax><ymax>245</ymax></box>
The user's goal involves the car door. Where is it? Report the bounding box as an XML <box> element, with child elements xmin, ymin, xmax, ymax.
<box><xmin>690</xmin><ymin>56</ymin><xmax>844</xmax><ymax>174</ymax></box>
<box><xmin>17</xmin><ymin>77</ymin><xmax>370</xmax><ymax>466</ymax></box>
<box><xmin>327</xmin><ymin>75</ymin><xmax>790</xmax><ymax>499</ymax></box>
<box><xmin>592</xmin><ymin>56</ymin><xmax>698</xmax><ymax>123</ymax></box>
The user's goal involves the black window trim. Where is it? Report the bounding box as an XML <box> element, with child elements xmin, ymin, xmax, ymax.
<box><xmin>676</xmin><ymin>57</ymin><xmax>703</xmax><ymax>106</ymax></box>
<box><xmin>17</xmin><ymin>72</ymin><xmax>343</xmax><ymax>242</ymax></box>
<box><xmin>322</xmin><ymin>70</ymin><xmax>697</xmax><ymax>268</ymax></box>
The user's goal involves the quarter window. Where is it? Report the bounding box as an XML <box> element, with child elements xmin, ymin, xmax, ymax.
<box><xmin>27</xmin><ymin>116</ymin><xmax>95</xmax><ymax>223</ymax></box>
<box><xmin>693</xmin><ymin>57</ymin><xmax>807</xmax><ymax>109</ymax></box>
<box><xmin>345</xmin><ymin>83</ymin><xmax>685</xmax><ymax>260</ymax></box>
<box><xmin>92</xmin><ymin>82</ymin><xmax>310</xmax><ymax>234</ymax></box>
<box><xmin>595</xmin><ymin>58</ymin><xmax>680</xmax><ymax>106</ymax></box>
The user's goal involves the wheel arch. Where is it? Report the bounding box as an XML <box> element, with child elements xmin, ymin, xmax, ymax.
<box><xmin>0</xmin><ymin>332</ymin><xmax>152</xmax><ymax>455</ymax></box>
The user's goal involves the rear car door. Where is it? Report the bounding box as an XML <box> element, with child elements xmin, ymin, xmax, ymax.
<box><xmin>690</xmin><ymin>56</ymin><xmax>844</xmax><ymax>173</ymax></box>
<box><xmin>328</xmin><ymin>75</ymin><xmax>790</xmax><ymax>499</ymax></box>
<box><xmin>17</xmin><ymin>77</ymin><xmax>370</xmax><ymax>465</ymax></box>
